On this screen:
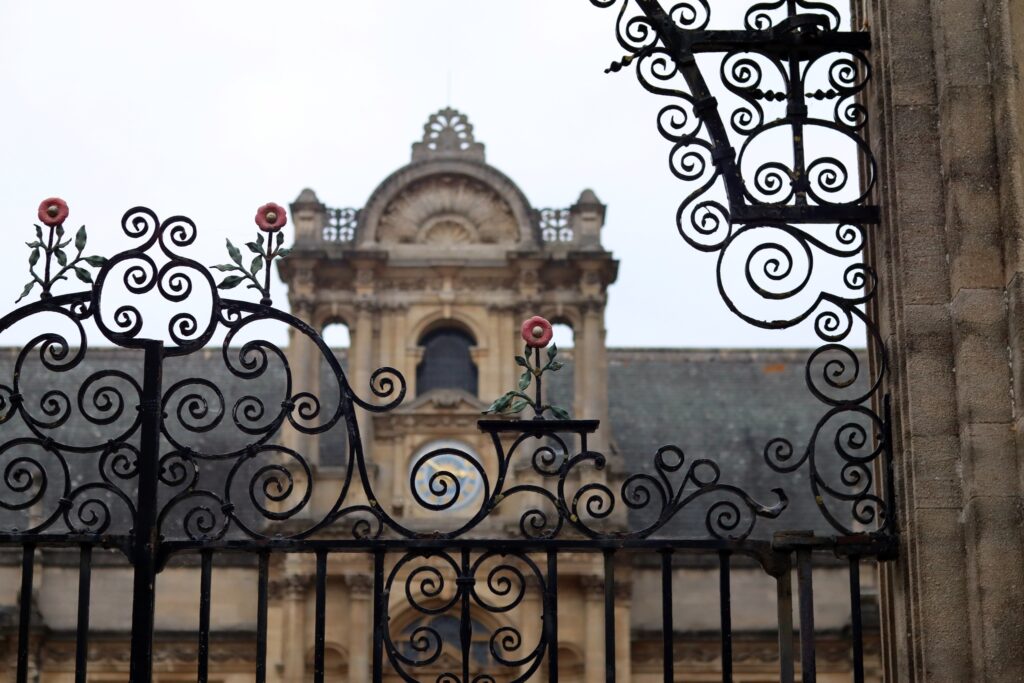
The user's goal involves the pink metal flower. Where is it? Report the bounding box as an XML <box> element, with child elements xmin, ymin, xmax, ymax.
<box><xmin>38</xmin><ymin>198</ymin><xmax>69</xmax><ymax>227</ymax></box>
<box><xmin>255</xmin><ymin>202</ymin><xmax>287</xmax><ymax>232</ymax></box>
<box><xmin>521</xmin><ymin>316</ymin><xmax>553</xmax><ymax>348</ymax></box>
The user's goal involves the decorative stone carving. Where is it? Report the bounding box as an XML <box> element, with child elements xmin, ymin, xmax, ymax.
<box><xmin>375</xmin><ymin>175</ymin><xmax>518</xmax><ymax>246</ymax></box>
<box><xmin>344</xmin><ymin>574</ymin><xmax>375</xmax><ymax>596</ymax></box>
<box><xmin>268</xmin><ymin>573</ymin><xmax>314</xmax><ymax>600</ymax></box>
<box><xmin>412</xmin><ymin>107</ymin><xmax>486</xmax><ymax>163</ymax></box>
<box><xmin>580</xmin><ymin>575</ymin><xmax>605</xmax><ymax>595</ymax></box>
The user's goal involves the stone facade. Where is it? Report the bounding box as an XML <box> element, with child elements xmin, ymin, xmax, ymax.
<box><xmin>853</xmin><ymin>0</ymin><xmax>1024</xmax><ymax>681</ymax></box>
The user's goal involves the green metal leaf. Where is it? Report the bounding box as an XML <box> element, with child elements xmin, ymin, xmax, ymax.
<box><xmin>226</xmin><ymin>239</ymin><xmax>242</xmax><ymax>265</ymax></box>
<box><xmin>257</xmin><ymin>233</ymin><xmax>265</xmax><ymax>249</ymax></box>
<box><xmin>250</xmin><ymin>255</ymin><xmax>263</xmax><ymax>276</ymax></box>
<box><xmin>82</xmin><ymin>256</ymin><xmax>107</xmax><ymax>267</ymax></box>
<box><xmin>548</xmin><ymin>405</ymin><xmax>571</xmax><ymax>420</ymax></box>
<box><xmin>28</xmin><ymin>248</ymin><xmax>40</xmax><ymax>267</ymax></box>
<box><xmin>73</xmin><ymin>267</ymin><xmax>93</xmax><ymax>284</ymax></box>
<box><xmin>486</xmin><ymin>392</ymin><xmax>515</xmax><ymax>413</ymax></box>
<box><xmin>518</xmin><ymin>370</ymin><xmax>532</xmax><ymax>391</ymax></box>
<box><xmin>276</xmin><ymin>248</ymin><xmax>292</xmax><ymax>258</ymax></box>
<box><xmin>276</xmin><ymin>231</ymin><xmax>284</xmax><ymax>246</ymax></box>
<box><xmin>34</xmin><ymin>225</ymin><xmax>43</xmax><ymax>242</ymax></box>
<box><xmin>15</xmin><ymin>281</ymin><xmax>34</xmax><ymax>303</ymax></box>
<box><xmin>548</xmin><ymin>360</ymin><xmax>564</xmax><ymax>372</ymax></box>
<box><xmin>25</xmin><ymin>241</ymin><xmax>42</xmax><ymax>249</ymax></box>
<box><xmin>218</xmin><ymin>275</ymin><xmax>245</xmax><ymax>289</ymax></box>
<box><xmin>509</xmin><ymin>399</ymin><xmax>529</xmax><ymax>414</ymax></box>
<box><xmin>55</xmin><ymin>224</ymin><xmax>65</xmax><ymax>240</ymax></box>
<box><xmin>245</xmin><ymin>241</ymin><xmax>262</xmax><ymax>255</ymax></box>
<box><xmin>75</xmin><ymin>225</ymin><xmax>87</xmax><ymax>252</ymax></box>
<box><xmin>211</xmin><ymin>264</ymin><xmax>236</xmax><ymax>272</ymax></box>
<box><xmin>55</xmin><ymin>249</ymin><xmax>67</xmax><ymax>266</ymax></box>
<box><xmin>547</xmin><ymin>343</ymin><xmax>558</xmax><ymax>361</ymax></box>
<box><xmin>515</xmin><ymin>355</ymin><xmax>528</xmax><ymax>368</ymax></box>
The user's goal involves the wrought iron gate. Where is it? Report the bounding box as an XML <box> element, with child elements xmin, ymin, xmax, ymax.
<box><xmin>0</xmin><ymin>2</ymin><xmax>892</xmax><ymax>681</ymax></box>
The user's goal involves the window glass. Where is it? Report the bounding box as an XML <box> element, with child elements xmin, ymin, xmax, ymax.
<box><xmin>416</xmin><ymin>327</ymin><xmax>477</xmax><ymax>395</ymax></box>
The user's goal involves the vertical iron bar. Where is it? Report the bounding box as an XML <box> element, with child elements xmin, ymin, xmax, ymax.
<box><xmin>546</xmin><ymin>550</ymin><xmax>559</xmax><ymax>683</ymax></box>
<box><xmin>16</xmin><ymin>543</ymin><xmax>35</xmax><ymax>683</ymax></box>
<box><xmin>460</xmin><ymin>548</ymin><xmax>472</xmax><ymax>683</ymax></box>
<box><xmin>849</xmin><ymin>557</ymin><xmax>864</xmax><ymax>683</ymax></box>
<box><xmin>256</xmin><ymin>551</ymin><xmax>269</xmax><ymax>683</ymax></box>
<box><xmin>719</xmin><ymin>551</ymin><xmax>732</xmax><ymax>683</ymax></box>
<box><xmin>129</xmin><ymin>340</ymin><xmax>164</xmax><ymax>683</ymax></box>
<box><xmin>797</xmin><ymin>549</ymin><xmax>816</xmax><ymax>683</ymax></box>
<box><xmin>776</xmin><ymin>559</ymin><xmax>795</xmax><ymax>683</ymax></box>
<box><xmin>372</xmin><ymin>549</ymin><xmax>385</xmax><ymax>683</ymax></box>
<box><xmin>660</xmin><ymin>549</ymin><xmax>674</xmax><ymax>683</ymax></box>
<box><xmin>197</xmin><ymin>550</ymin><xmax>212</xmax><ymax>683</ymax></box>
<box><xmin>314</xmin><ymin>550</ymin><xmax>327</xmax><ymax>683</ymax></box>
<box><xmin>74</xmin><ymin>544</ymin><xmax>92</xmax><ymax>683</ymax></box>
<box><xmin>604</xmin><ymin>549</ymin><xmax>616</xmax><ymax>683</ymax></box>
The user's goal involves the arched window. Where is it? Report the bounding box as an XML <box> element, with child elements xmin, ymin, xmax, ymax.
<box><xmin>416</xmin><ymin>327</ymin><xmax>478</xmax><ymax>396</ymax></box>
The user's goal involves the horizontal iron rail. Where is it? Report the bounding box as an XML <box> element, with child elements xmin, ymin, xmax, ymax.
<box><xmin>0</xmin><ymin>533</ymin><xmax>897</xmax><ymax>560</ymax></box>
<box><xmin>678</xmin><ymin>29</ymin><xmax>871</xmax><ymax>55</ymax></box>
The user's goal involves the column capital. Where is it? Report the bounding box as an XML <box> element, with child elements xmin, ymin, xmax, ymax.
<box><xmin>344</xmin><ymin>573</ymin><xmax>375</xmax><ymax>597</ymax></box>
<box><xmin>580</xmin><ymin>575</ymin><xmax>605</xmax><ymax>596</ymax></box>
<box><xmin>268</xmin><ymin>573</ymin><xmax>314</xmax><ymax>600</ymax></box>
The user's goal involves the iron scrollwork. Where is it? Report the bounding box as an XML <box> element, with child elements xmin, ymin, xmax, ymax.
<box><xmin>590</xmin><ymin>0</ymin><xmax>893</xmax><ymax>536</ymax></box>
<box><xmin>0</xmin><ymin>199</ymin><xmax>795</xmax><ymax>548</ymax></box>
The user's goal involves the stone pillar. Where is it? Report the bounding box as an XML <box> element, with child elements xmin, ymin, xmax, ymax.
<box><xmin>345</xmin><ymin>574</ymin><xmax>374</xmax><ymax>683</ymax></box>
<box><xmin>276</xmin><ymin>570</ymin><xmax>311</xmax><ymax>683</ymax></box>
<box><xmin>286</xmin><ymin>297</ymin><xmax>320</xmax><ymax>463</ymax></box>
<box><xmin>580</xmin><ymin>303</ymin><xmax>610</xmax><ymax>451</ymax></box>
<box><xmin>581</xmin><ymin>576</ymin><xmax>605</xmax><ymax>683</ymax></box>
<box><xmin>614</xmin><ymin>582</ymin><xmax>632</xmax><ymax>683</ymax></box>
<box><xmin>853</xmin><ymin>0</ymin><xmax>1024</xmax><ymax>680</ymax></box>
<box><xmin>350</xmin><ymin>302</ymin><xmax>376</xmax><ymax>460</ymax></box>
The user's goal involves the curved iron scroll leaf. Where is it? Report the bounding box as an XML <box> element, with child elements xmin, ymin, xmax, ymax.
<box><xmin>591</xmin><ymin>0</ymin><xmax>893</xmax><ymax>536</ymax></box>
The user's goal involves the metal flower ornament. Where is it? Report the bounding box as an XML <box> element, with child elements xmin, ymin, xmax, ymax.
<box><xmin>17</xmin><ymin>198</ymin><xmax>107</xmax><ymax>302</ymax></box>
<box><xmin>484</xmin><ymin>315</ymin><xmax>571</xmax><ymax>420</ymax></box>
<box><xmin>211</xmin><ymin>202</ymin><xmax>291</xmax><ymax>305</ymax></box>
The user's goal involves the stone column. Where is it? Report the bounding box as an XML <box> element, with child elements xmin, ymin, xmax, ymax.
<box><xmin>581</xmin><ymin>576</ymin><xmax>605</xmax><ymax>683</ymax></box>
<box><xmin>275</xmin><ymin>562</ymin><xmax>311</xmax><ymax>683</ymax></box>
<box><xmin>350</xmin><ymin>302</ymin><xmax>376</xmax><ymax>460</ymax></box>
<box><xmin>581</xmin><ymin>303</ymin><xmax>610</xmax><ymax>451</ymax></box>
<box><xmin>286</xmin><ymin>298</ymin><xmax>320</xmax><ymax>464</ymax></box>
<box><xmin>613</xmin><ymin>582</ymin><xmax>632</xmax><ymax>683</ymax></box>
<box><xmin>853</xmin><ymin>0</ymin><xmax>1024</xmax><ymax>680</ymax></box>
<box><xmin>345</xmin><ymin>574</ymin><xmax>374</xmax><ymax>683</ymax></box>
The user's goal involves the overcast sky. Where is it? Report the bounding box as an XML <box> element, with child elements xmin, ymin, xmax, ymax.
<box><xmin>0</xmin><ymin>1</ymin><xmax>858</xmax><ymax>349</ymax></box>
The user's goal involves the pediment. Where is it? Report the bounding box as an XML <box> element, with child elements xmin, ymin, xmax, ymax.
<box><xmin>396</xmin><ymin>388</ymin><xmax>488</xmax><ymax>415</ymax></box>
<box><xmin>375</xmin><ymin>174</ymin><xmax>520</xmax><ymax>246</ymax></box>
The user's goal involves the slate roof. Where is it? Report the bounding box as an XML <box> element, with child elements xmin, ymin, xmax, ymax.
<box><xmin>0</xmin><ymin>347</ymin><xmax>872</xmax><ymax>540</ymax></box>
<box><xmin>546</xmin><ymin>348</ymin><xmax>873</xmax><ymax>537</ymax></box>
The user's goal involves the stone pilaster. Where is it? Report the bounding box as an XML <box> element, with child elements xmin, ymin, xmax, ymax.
<box><xmin>580</xmin><ymin>575</ymin><xmax>606</xmax><ymax>683</ymax></box>
<box><xmin>345</xmin><ymin>574</ymin><xmax>374</xmax><ymax>683</ymax></box>
<box><xmin>855</xmin><ymin>0</ymin><xmax>1024</xmax><ymax>680</ymax></box>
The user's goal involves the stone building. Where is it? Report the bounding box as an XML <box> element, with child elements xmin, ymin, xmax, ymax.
<box><xmin>0</xmin><ymin>109</ymin><xmax>876</xmax><ymax>682</ymax></box>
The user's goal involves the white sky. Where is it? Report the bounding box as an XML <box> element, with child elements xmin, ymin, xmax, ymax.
<box><xmin>0</xmin><ymin>1</ymin><xmax>860</xmax><ymax>349</ymax></box>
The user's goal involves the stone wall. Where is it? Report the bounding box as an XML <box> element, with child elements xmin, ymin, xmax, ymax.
<box><xmin>854</xmin><ymin>0</ymin><xmax>1024</xmax><ymax>680</ymax></box>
